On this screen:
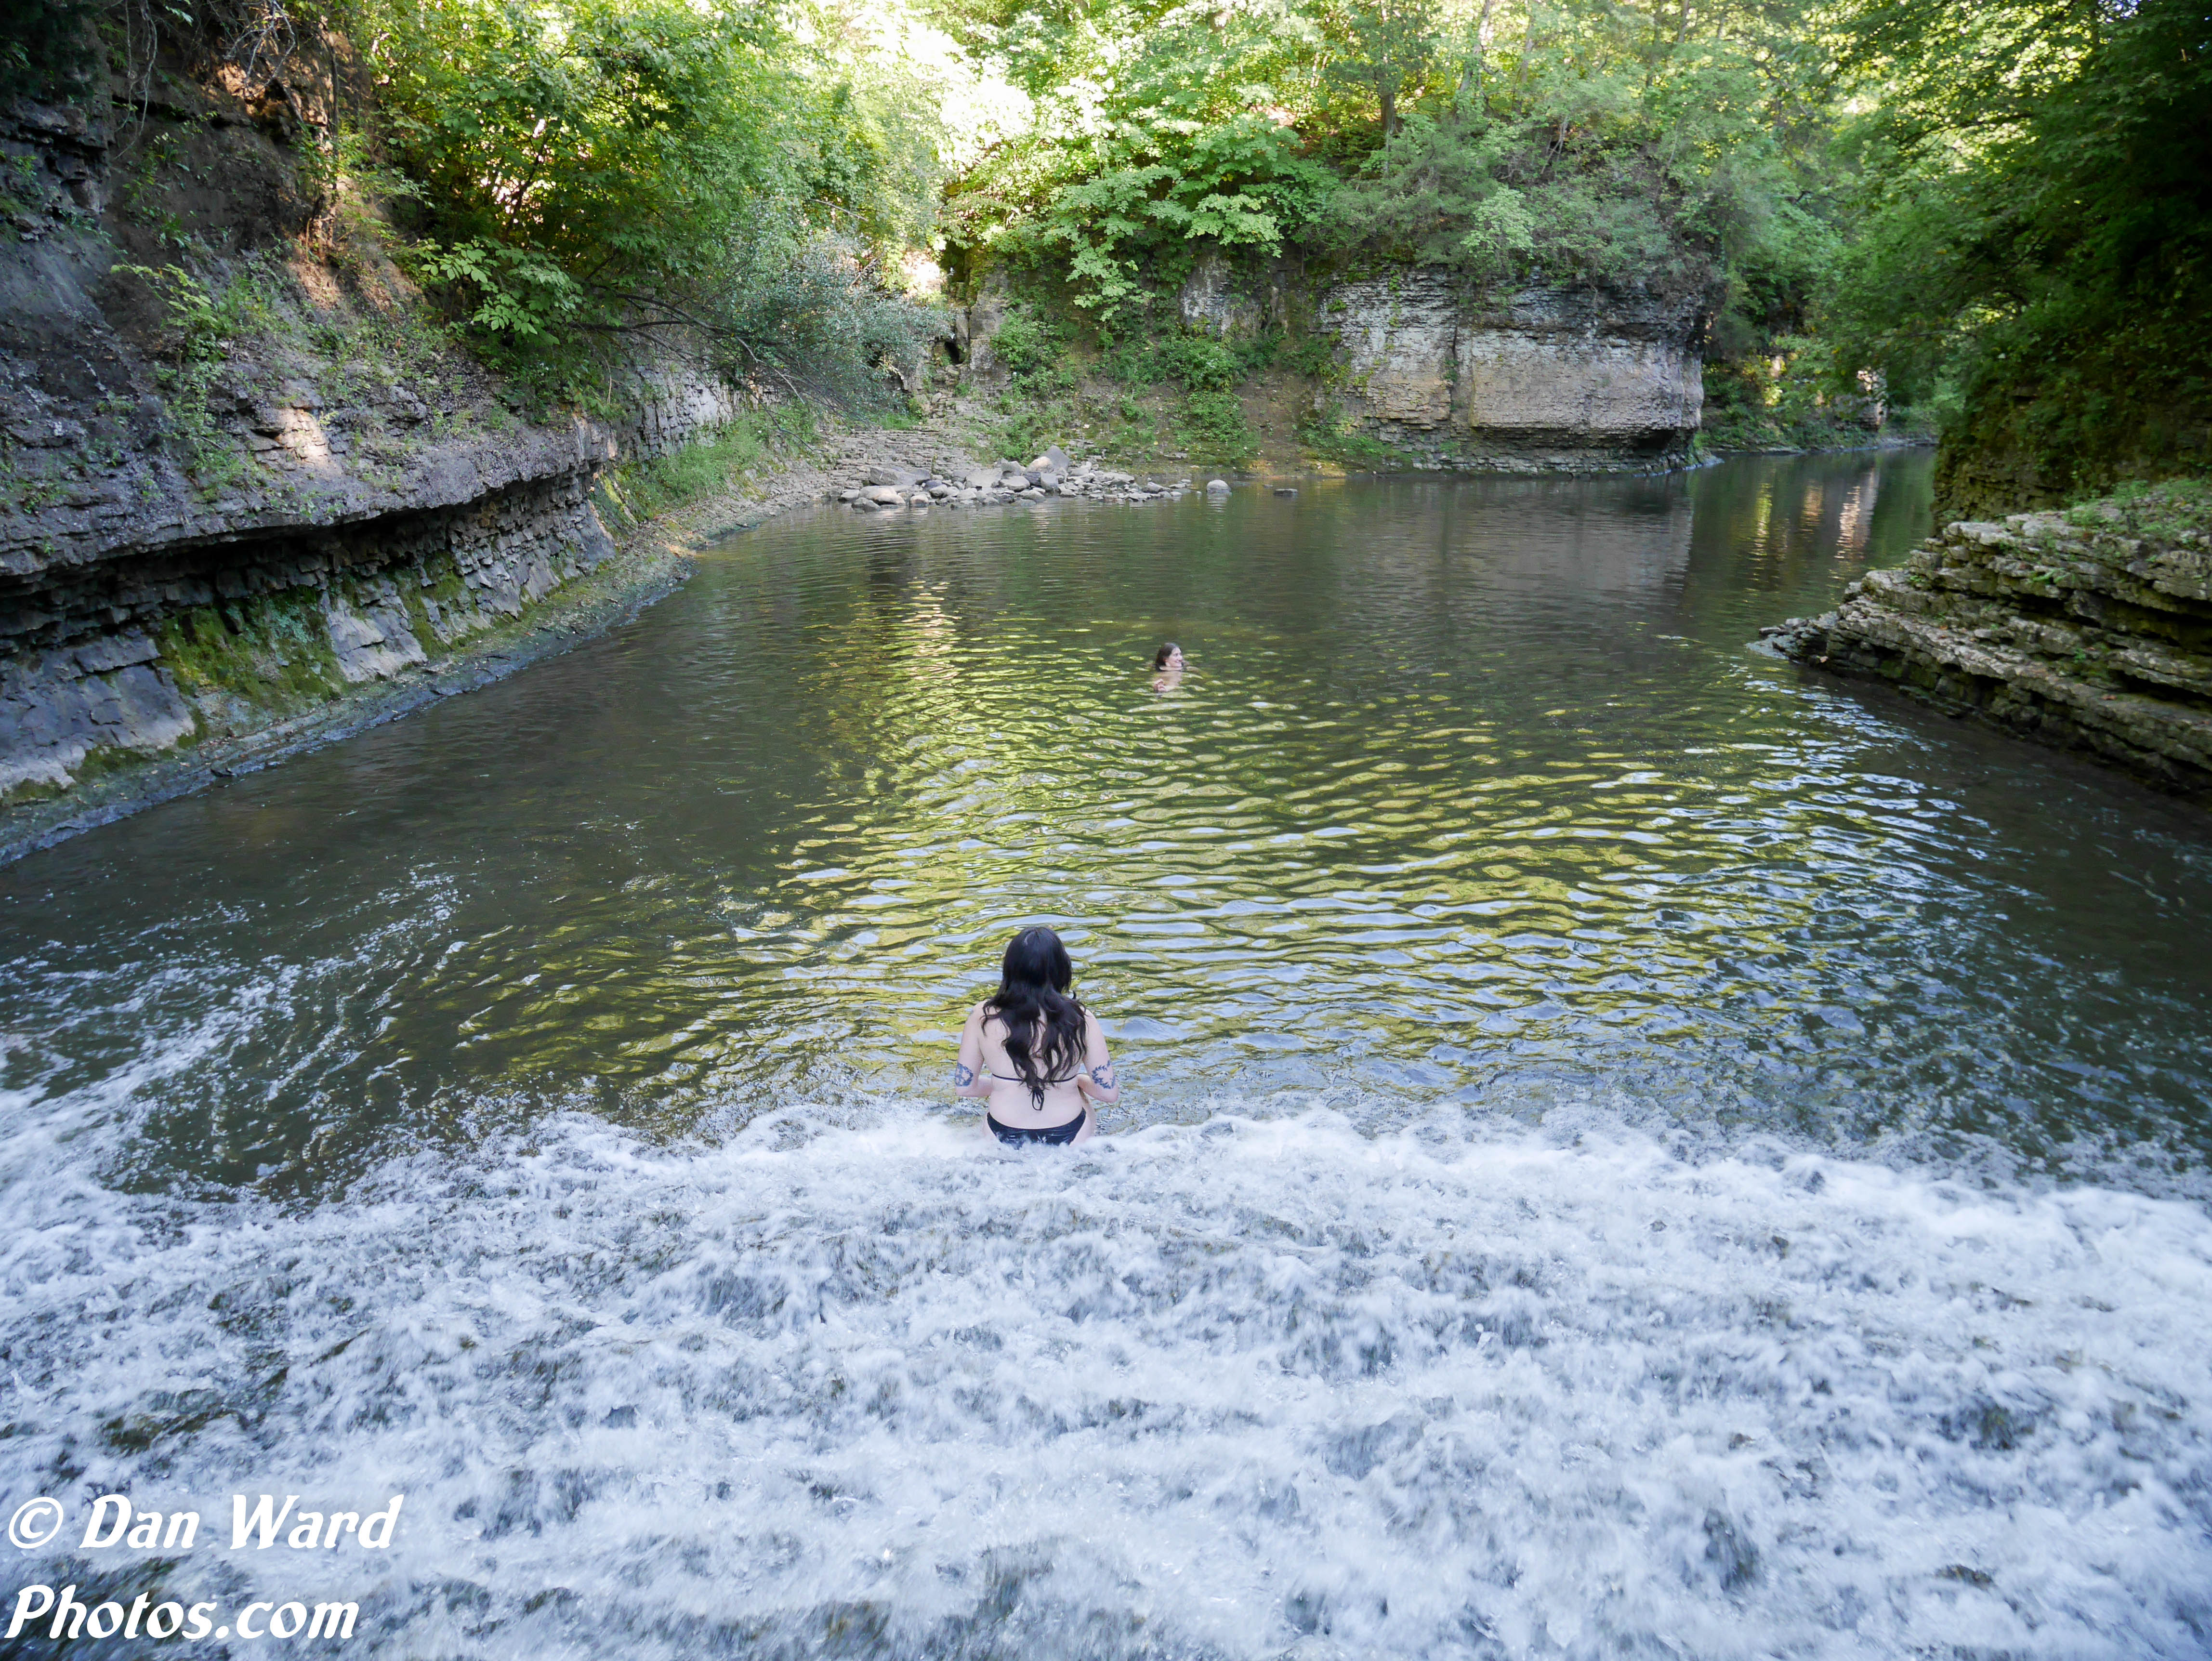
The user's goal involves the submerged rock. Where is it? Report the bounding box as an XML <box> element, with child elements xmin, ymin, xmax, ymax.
<box><xmin>1762</xmin><ymin>484</ymin><xmax>2212</xmax><ymax>800</ymax></box>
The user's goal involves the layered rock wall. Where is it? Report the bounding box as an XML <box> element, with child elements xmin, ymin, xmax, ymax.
<box><xmin>1763</xmin><ymin>487</ymin><xmax>2212</xmax><ymax>798</ymax></box>
<box><xmin>1313</xmin><ymin>272</ymin><xmax>1703</xmax><ymax>472</ymax></box>
<box><xmin>0</xmin><ymin>471</ymin><xmax>617</xmax><ymax>801</ymax></box>
<box><xmin>0</xmin><ymin>71</ymin><xmax>753</xmax><ymax>819</ymax></box>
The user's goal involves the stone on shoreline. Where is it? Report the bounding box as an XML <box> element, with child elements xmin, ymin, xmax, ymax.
<box><xmin>829</xmin><ymin>441</ymin><xmax>1237</xmax><ymax>516</ymax></box>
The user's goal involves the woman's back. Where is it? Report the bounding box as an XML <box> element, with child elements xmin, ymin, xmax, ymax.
<box><xmin>955</xmin><ymin>926</ymin><xmax>1118</xmax><ymax>1146</ymax></box>
<box><xmin>975</xmin><ymin>1005</ymin><xmax>1096</xmax><ymax>1123</ymax></box>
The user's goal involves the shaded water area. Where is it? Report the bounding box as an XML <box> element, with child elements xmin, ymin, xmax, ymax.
<box><xmin>4</xmin><ymin>452</ymin><xmax>2210</xmax><ymax>1657</ymax></box>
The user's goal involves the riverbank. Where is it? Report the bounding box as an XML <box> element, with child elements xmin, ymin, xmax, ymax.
<box><xmin>0</xmin><ymin>379</ymin><xmax>1943</xmax><ymax>868</ymax></box>
<box><xmin>1760</xmin><ymin>478</ymin><xmax>2212</xmax><ymax>803</ymax></box>
<box><xmin>0</xmin><ymin>414</ymin><xmax>1193</xmax><ymax>865</ymax></box>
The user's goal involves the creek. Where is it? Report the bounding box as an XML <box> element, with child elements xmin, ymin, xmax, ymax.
<box><xmin>2</xmin><ymin>452</ymin><xmax>2209</xmax><ymax>1658</ymax></box>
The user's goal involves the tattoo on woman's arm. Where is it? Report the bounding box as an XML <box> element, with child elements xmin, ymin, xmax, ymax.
<box><xmin>1091</xmin><ymin>1063</ymin><xmax>1116</xmax><ymax>1090</ymax></box>
<box><xmin>953</xmin><ymin>1061</ymin><xmax>975</xmax><ymax>1088</ymax></box>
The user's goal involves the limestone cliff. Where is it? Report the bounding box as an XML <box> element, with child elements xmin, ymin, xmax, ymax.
<box><xmin>1313</xmin><ymin>272</ymin><xmax>1703</xmax><ymax>471</ymax></box>
<box><xmin>1762</xmin><ymin>484</ymin><xmax>2212</xmax><ymax>800</ymax></box>
<box><xmin>1150</xmin><ymin>257</ymin><xmax>1705</xmax><ymax>473</ymax></box>
<box><xmin>0</xmin><ymin>72</ymin><xmax>755</xmax><ymax>823</ymax></box>
<box><xmin>956</xmin><ymin>258</ymin><xmax>1706</xmax><ymax>473</ymax></box>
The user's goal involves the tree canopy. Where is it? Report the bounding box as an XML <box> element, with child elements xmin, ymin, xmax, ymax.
<box><xmin>33</xmin><ymin>0</ymin><xmax>2201</xmax><ymax>488</ymax></box>
<box><xmin>934</xmin><ymin>0</ymin><xmax>2207</xmax><ymax>491</ymax></box>
<box><xmin>355</xmin><ymin>0</ymin><xmax>944</xmax><ymax>403</ymax></box>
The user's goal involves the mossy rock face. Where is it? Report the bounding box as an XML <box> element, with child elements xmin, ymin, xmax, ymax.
<box><xmin>1936</xmin><ymin>385</ymin><xmax>2212</xmax><ymax>523</ymax></box>
<box><xmin>156</xmin><ymin>590</ymin><xmax>349</xmax><ymax>713</ymax></box>
<box><xmin>590</xmin><ymin>477</ymin><xmax>638</xmax><ymax>528</ymax></box>
<box><xmin>402</xmin><ymin>556</ymin><xmax>482</xmax><ymax>644</ymax></box>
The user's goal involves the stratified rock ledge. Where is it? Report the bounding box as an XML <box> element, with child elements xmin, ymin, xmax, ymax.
<box><xmin>1759</xmin><ymin>483</ymin><xmax>2212</xmax><ymax>799</ymax></box>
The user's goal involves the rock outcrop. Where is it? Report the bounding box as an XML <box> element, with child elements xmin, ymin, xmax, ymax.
<box><xmin>0</xmin><ymin>65</ymin><xmax>785</xmax><ymax>826</ymax></box>
<box><xmin>954</xmin><ymin>257</ymin><xmax>1706</xmax><ymax>474</ymax></box>
<box><xmin>1762</xmin><ymin>484</ymin><xmax>2212</xmax><ymax>799</ymax></box>
<box><xmin>0</xmin><ymin>464</ymin><xmax>623</xmax><ymax>803</ymax></box>
<box><xmin>1315</xmin><ymin>272</ymin><xmax>1704</xmax><ymax>472</ymax></box>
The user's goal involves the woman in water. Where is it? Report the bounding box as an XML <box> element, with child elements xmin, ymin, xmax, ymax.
<box><xmin>954</xmin><ymin>926</ymin><xmax>1118</xmax><ymax>1145</ymax></box>
<box><xmin>1151</xmin><ymin>642</ymin><xmax>1185</xmax><ymax>691</ymax></box>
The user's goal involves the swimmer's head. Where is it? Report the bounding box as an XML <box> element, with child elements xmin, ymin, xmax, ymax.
<box><xmin>1000</xmin><ymin>925</ymin><xmax>1074</xmax><ymax>996</ymax></box>
<box><xmin>1153</xmin><ymin>643</ymin><xmax>1184</xmax><ymax>671</ymax></box>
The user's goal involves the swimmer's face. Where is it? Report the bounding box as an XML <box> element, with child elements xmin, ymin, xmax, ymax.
<box><xmin>1165</xmin><ymin>646</ymin><xmax>1184</xmax><ymax>671</ymax></box>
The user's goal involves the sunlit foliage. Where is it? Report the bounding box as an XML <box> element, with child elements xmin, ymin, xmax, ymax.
<box><xmin>358</xmin><ymin>0</ymin><xmax>944</xmax><ymax>405</ymax></box>
<box><xmin>938</xmin><ymin>0</ymin><xmax>1844</xmax><ymax>352</ymax></box>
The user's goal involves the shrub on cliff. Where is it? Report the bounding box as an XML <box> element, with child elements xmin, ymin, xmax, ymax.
<box><xmin>940</xmin><ymin>0</ymin><xmax>1840</xmax><ymax>378</ymax></box>
<box><xmin>1307</xmin><ymin>115</ymin><xmax>1708</xmax><ymax>299</ymax></box>
<box><xmin>361</xmin><ymin>0</ymin><xmax>943</xmax><ymax>408</ymax></box>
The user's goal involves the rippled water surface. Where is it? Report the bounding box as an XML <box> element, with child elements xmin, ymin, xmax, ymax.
<box><xmin>5</xmin><ymin>452</ymin><xmax>2211</xmax><ymax>1658</ymax></box>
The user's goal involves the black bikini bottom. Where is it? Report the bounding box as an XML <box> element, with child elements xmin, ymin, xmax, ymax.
<box><xmin>987</xmin><ymin>1111</ymin><xmax>1085</xmax><ymax>1147</ymax></box>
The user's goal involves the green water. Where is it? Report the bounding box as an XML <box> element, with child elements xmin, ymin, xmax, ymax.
<box><xmin>5</xmin><ymin>448</ymin><xmax>2210</xmax><ymax>1196</ymax></box>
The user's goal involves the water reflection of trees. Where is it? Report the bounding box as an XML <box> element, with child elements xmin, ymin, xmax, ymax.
<box><xmin>1675</xmin><ymin>451</ymin><xmax>1935</xmax><ymax>621</ymax></box>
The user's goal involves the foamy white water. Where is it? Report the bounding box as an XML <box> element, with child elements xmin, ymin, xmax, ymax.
<box><xmin>5</xmin><ymin>1099</ymin><xmax>2208</xmax><ymax>1659</ymax></box>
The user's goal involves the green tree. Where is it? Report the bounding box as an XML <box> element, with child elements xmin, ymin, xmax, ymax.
<box><xmin>362</xmin><ymin>0</ymin><xmax>941</xmax><ymax>404</ymax></box>
<box><xmin>1828</xmin><ymin>0</ymin><xmax>2212</xmax><ymax>504</ymax></box>
<box><xmin>1318</xmin><ymin>0</ymin><xmax>1442</xmax><ymax>139</ymax></box>
<box><xmin>946</xmin><ymin>0</ymin><xmax>1329</xmax><ymax>324</ymax></box>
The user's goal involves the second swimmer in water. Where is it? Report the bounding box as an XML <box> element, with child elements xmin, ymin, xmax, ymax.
<box><xmin>954</xmin><ymin>925</ymin><xmax>1118</xmax><ymax>1145</ymax></box>
<box><xmin>1151</xmin><ymin>641</ymin><xmax>1185</xmax><ymax>692</ymax></box>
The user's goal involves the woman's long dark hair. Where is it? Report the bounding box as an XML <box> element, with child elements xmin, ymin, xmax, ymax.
<box><xmin>985</xmin><ymin>926</ymin><xmax>1087</xmax><ymax>1107</ymax></box>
